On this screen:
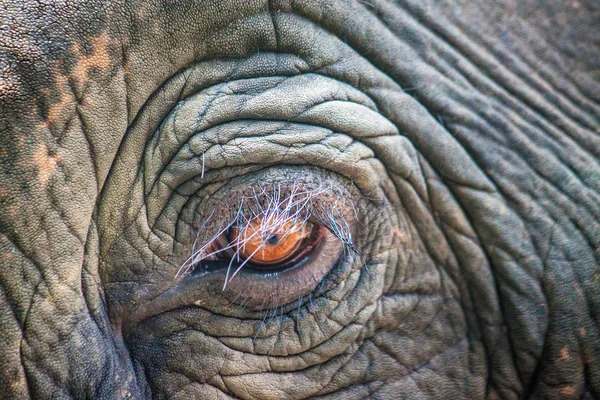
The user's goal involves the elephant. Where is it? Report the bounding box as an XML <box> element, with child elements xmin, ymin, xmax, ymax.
<box><xmin>1</xmin><ymin>0</ymin><xmax>599</xmax><ymax>398</ymax></box>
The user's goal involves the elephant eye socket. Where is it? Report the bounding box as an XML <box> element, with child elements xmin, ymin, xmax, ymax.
<box><xmin>222</xmin><ymin>217</ymin><xmax>322</xmax><ymax>268</ymax></box>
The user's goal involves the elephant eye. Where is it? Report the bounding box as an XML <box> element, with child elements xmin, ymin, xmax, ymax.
<box><xmin>219</xmin><ymin>217</ymin><xmax>324</xmax><ymax>268</ymax></box>
<box><xmin>175</xmin><ymin>180</ymin><xmax>360</xmax><ymax>309</ymax></box>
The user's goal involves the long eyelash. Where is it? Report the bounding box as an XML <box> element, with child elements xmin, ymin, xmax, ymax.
<box><xmin>176</xmin><ymin>182</ymin><xmax>363</xmax><ymax>285</ymax></box>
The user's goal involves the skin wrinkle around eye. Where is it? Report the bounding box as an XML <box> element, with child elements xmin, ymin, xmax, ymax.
<box><xmin>100</xmin><ymin>58</ymin><xmax>452</xmax><ymax>393</ymax></box>
<box><xmin>144</xmin><ymin>74</ymin><xmax>393</xmax><ymax>189</ymax></box>
<box><xmin>95</xmin><ymin>32</ymin><xmax>488</xmax><ymax>396</ymax></box>
<box><xmin>142</xmin><ymin>74</ymin><xmax>404</xmax><ymax>234</ymax></box>
<box><xmin>96</xmin><ymin>38</ymin><xmax>415</xmax><ymax>255</ymax></box>
<box><xmin>91</xmin><ymin>60</ymin><xmax>486</xmax><ymax>400</ymax></box>
<box><xmin>104</xmin><ymin>59</ymin><xmax>460</xmax><ymax>305</ymax></box>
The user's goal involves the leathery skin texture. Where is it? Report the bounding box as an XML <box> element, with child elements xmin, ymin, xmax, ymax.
<box><xmin>0</xmin><ymin>0</ymin><xmax>599</xmax><ymax>398</ymax></box>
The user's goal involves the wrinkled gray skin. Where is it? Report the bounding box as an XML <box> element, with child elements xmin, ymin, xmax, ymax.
<box><xmin>1</xmin><ymin>1</ymin><xmax>599</xmax><ymax>399</ymax></box>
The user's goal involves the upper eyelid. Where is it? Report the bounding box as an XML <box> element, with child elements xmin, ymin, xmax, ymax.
<box><xmin>179</xmin><ymin>177</ymin><xmax>360</xmax><ymax>268</ymax></box>
<box><xmin>143</xmin><ymin>73</ymin><xmax>393</xmax><ymax>192</ymax></box>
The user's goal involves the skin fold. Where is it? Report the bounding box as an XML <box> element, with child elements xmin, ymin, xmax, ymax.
<box><xmin>0</xmin><ymin>0</ymin><xmax>598</xmax><ymax>398</ymax></box>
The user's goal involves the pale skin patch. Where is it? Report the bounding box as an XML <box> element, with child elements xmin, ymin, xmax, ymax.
<box><xmin>9</xmin><ymin>375</ymin><xmax>27</xmax><ymax>392</ymax></box>
<box><xmin>70</xmin><ymin>32</ymin><xmax>112</xmax><ymax>90</ymax></box>
<box><xmin>42</xmin><ymin>32</ymin><xmax>113</xmax><ymax>127</ymax></box>
<box><xmin>391</xmin><ymin>227</ymin><xmax>407</xmax><ymax>245</ymax></box>
<box><xmin>33</xmin><ymin>143</ymin><xmax>60</xmax><ymax>188</ymax></box>
<box><xmin>43</xmin><ymin>74</ymin><xmax>75</xmax><ymax>128</ymax></box>
<box><xmin>560</xmin><ymin>346</ymin><xmax>570</xmax><ymax>360</ymax></box>
<box><xmin>559</xmin><ymin>385</ymin><xmax>576</xmax><ymax>397</ymax></box>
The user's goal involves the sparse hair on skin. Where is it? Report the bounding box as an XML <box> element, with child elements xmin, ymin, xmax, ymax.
<box><xmin>176</xmin><ymin>181</ymin><xmax>363</xmax><ymax>289</ymax></box>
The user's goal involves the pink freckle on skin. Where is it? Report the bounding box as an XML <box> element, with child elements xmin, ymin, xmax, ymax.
<box><xmin>391</xmin><ymin>227</ymin><xmax>406</xmax><ymax>245</ymax></box>
<box><xmin>43</xmin><ymin>74</ymin><xmax>74</xmax><ymax>127</ymax></box>
<box><xmin>33</xmin><ymin>143</ymin><xmax>60</xmax><ymax>188</ymax></box>
<box><xmin>559</xmin><ymin>386</ymin><xmax>576</xmax><ymax>397</ymax></box>
<box><xmin>70</xmin><ymin>32</ymin><xmax>112</xmax><ymax>90</ymax></box>
<box><xmin>42</xmin><ymin>32</ymin><xmax>112</xmax><ymax>128</ymax></box>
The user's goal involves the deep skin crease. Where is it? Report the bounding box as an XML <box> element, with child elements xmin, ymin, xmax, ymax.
<box><xmin>1</xmin><ymin>0</ymin><xmax>599</xmax><ymax>398</ymax></box>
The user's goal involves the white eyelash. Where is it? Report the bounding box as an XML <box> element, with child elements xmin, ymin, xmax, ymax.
<box><xmin>175</xmin><ymin>181</ymin><xmax>362</xmax><ymax>287</ymax></box>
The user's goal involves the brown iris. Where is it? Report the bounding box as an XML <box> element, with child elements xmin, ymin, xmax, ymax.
<box><xmin>228</xmin><ymin>217</ymin><xmax>314</xmax><ymax>266</ymax></box>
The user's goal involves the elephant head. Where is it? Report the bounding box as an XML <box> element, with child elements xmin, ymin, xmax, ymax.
<box><xmin>1</xmin><ymin>1</ymin><xmax>599</xmax><ymax>398</ymax></box>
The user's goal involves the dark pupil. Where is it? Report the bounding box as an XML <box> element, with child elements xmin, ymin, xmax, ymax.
<box><xmin>268</xmin><ymin>235</ymin><xmax>279</xmax><ymax>245</ymax></box>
